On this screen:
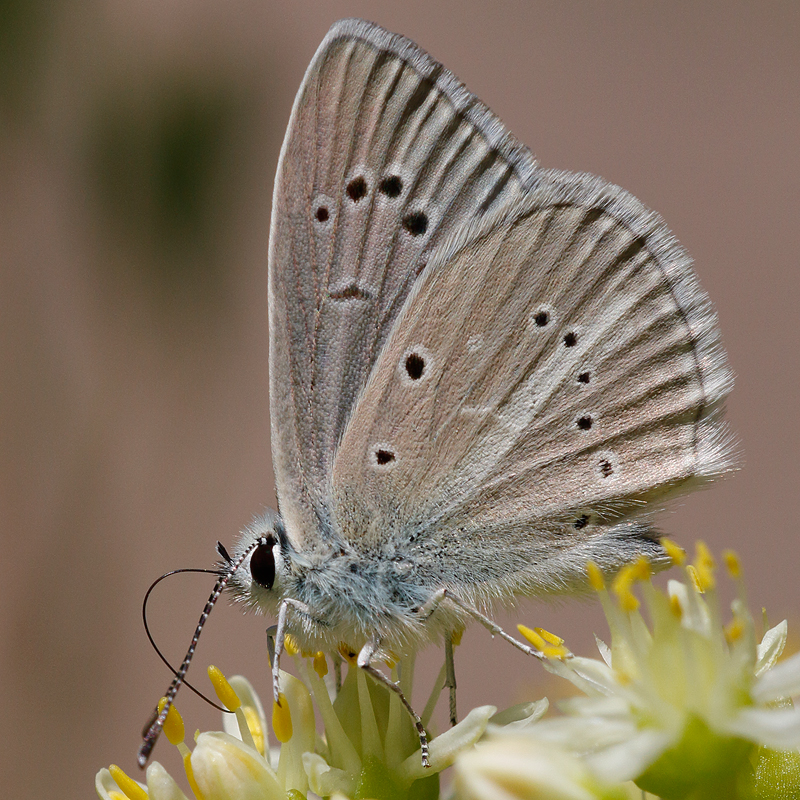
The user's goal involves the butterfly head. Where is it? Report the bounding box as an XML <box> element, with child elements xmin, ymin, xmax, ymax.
<box><xmin>225</xmin><ymin>510</ymin><xmax>297</xmax><ymax>615</ymax></box>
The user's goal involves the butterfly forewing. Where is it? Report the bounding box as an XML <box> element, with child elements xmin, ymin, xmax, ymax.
<box><xmin>331</xmin><ymin>172</ymin><xmax>734</xmax><ymax>592</ymax></box>
<box><xmin>269</xmin><ymin>19</ymin><xmax>543</xmax><ymax>547</ymax></box>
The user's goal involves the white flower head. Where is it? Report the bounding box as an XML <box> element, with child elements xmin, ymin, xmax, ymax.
<box><xmin>454</xmin><ymin>737</ymin><xmax>634</xmax><ymax>800</ymax></box>
<box><xmin>510</xmin><ymin>543</ymin><xmax>800</xmax><ymax>798</ymax></box>
<box><xmin>96</xmin><ymin>636</ymin><xmax>518</xmax><ymax>800</ymax></box>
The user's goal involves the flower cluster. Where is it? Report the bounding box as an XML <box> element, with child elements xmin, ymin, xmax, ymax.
<box><xmin>98</xmin><ymin>542</ymin><xmax>800</xmax><ymax>800</ymax></box>
<box><xmin>97</xmin><ymin>641</ymin><xmax>544</xmax><ymax>800</ymax></box>
<box><xmin>455</xmin><ymin>543</ymin><xmax>800</xmax><ymax>800</ymax></box>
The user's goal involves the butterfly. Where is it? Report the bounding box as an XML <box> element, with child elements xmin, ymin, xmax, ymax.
<box><xmin>140</xmin><ymin>18</ymin><xmax>735</xmax><ymax>768</ymax></box>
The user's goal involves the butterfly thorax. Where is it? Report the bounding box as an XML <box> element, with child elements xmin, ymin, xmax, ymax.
<box><xmin>227</xmin><ymin>511</ymin><xmax>465</xmax><ymax>653</ymax></box>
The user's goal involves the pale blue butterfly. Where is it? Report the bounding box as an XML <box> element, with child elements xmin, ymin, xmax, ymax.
<box><xmin>140</xmin><ymin>18</ymin><xmax>735</xmax><ymax>767</ymax></box>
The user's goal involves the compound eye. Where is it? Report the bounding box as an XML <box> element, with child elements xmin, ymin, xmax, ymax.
<box><xmin>250</xmin><ymin>541</ymin><xmax>276</xmax><ymax>590</ymax></box>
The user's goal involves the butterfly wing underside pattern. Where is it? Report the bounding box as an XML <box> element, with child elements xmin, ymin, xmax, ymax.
<box><xmin>330</xmin><ymin>171</ymin><xmax>735</xmax><ymax>598</ymax></box>
<box><xmin>269</xmin><ymin>19</ymin><xmax>545</xmax><ymax>549</ymax></box>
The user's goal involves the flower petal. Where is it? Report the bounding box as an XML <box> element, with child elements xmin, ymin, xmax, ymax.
<box><xmin>454</xmin><ymin>738</ymin><xmax>628</xmax><ymax>800</ymax></box>
<box><xmin>584</xmin><ymin>729</ymin><xmax>674</xmax><ymax>783</ymax></box>
<box><xmin>546</xmin><ymin>656</ymin><xmax>621</xmax><ymax>696</ymax></box>
<box><xmin>489</xmin><ymin>698</ymin><xmax>549</xmax><ymax>730</ymax></box>
<box><xmin>146</xmin><ymin>762</ymin><xmax>190</xmax><ymax>800</ymax></box>
<box><xmin>95</xmin><ymin>768</ymin><xmax>122</xmax><ymax>800</ymax></box>
<box><xmin>191</xmin><ymin>731</ymin><xmax>285</xmax><ymax>800</ymax></box>
<box><xmin>524</xmin><ymin>716</ymin><xmax>641</xmax><ymax>753</ymax></box>
<box><xmin>222</xmin><ymin>675</ymin><xmax>270</xmax><ymax>758</ymax></box>
<box><xmin>755</xmin><ymin>620</ymin><xmax>788</xmax><ymax>677</ymax></box>
<box><xmin>753</xmin><ymin>649</ymin><xmax>800</xmax><ymax>702</ymax></box>
<box><xmin>557</xmin><ymin>695</ymin><xmax>634</xmax><ymax>720</ymax></box>
<box><xmin>303</xmin><ymin>751</ymin><xmax>355</xmax><ymax>798</ymax></box>
<box><xmin>726</xmin><ymin>707</ymin><xmax>800</xmax><ymax>749</ymax></box>
<box><xmin>399</xmin><ymin>705</ymin><xmax>496</xmax><ymax>782</ymax></box>
<box><xmin>594</xmin><ymin>635</ymin><xmax>613</xmax><ymax>668</ymax></box>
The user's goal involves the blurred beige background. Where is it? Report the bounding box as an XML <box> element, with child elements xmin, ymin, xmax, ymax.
<box><xmin>2</xmin><ymin>2</ymin><xmax>799</xmax><ymax>798</ymax></box>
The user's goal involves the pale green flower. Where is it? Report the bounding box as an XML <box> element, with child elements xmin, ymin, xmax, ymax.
<box><xmin>453</xmin><ymin>737</ymin><xmax>639</xmax><ymax>800</ymax></box>
<box><xmin>96</xmin><ymin>646</ymin><xmax>516</xmax><ymax>800</ymax></box>
<box><xmin>505</xmin><ymin>544</ymin><xmax>800</xmax><ymax>799</ymax></box>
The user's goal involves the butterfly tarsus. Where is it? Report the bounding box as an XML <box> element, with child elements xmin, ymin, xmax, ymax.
<box><xmin>358</xmin><ymin>640</ymin><xmax>431</xmax><ymax>768</ymax></box>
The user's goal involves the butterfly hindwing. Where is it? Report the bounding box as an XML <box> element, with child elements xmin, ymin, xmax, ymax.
<box><xmin>269</xmin><ymin>19</ymin><xmax>543</xmax><ymax>547</ymax></box>
<box><xmin>330</xmin><ymin>172</ymin><xmax>734</xmax><ymax>597</ymax></box>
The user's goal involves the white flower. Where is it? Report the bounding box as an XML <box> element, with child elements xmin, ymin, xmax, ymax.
<box><xmin>509</xmin><ymin>543</ymin><xmax>800</xmax><ymax>798</ymax></box>
<box><xmin>454</xmin><ymin>737</ymin><xmax>637</xmax><ymax>800</ymax></box>
<box><xmin>96</xmin><ymin>642</ymin><xmax>519</xmax><ymax>800</ymax></box>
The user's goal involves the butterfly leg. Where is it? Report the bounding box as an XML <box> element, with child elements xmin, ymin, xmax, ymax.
<box><xmin>272</xmin><ymin>597</ymin><xmax>324</xmax><ymax>704</ymax></box>
<box><xmin>417</xmin><ymin>588</ymin><xmax>545</xmax><ymax>662</ymax></box>
<box><xmin>357</xmin><ymin>640</ymin><xmax>431</xmax><ymax>768</ymax></box>
<box><xmin>444</xmin><ymin>633</ymin><xmax>457</xmax><ymax>726</ymax></box>
<box><xmin>333</xmin><ymin>651</ymin><xmax>343</xmax><ymax>694</ymax></box>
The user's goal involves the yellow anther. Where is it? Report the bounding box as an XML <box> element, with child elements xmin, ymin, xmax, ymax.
<box><xmin>301</xmin><ymin>648</ymin><xmax>314</xmax><ymax>658</ymax></box>
<box><xmin>283</xmin><ymin>634</ymin><xmax>300</xmax><ymax>657</ymax></box>
<box><xmin>618</xmin><ymin>588</ymin><xmax>640</xmax><ymax>612</ymax></box>
<box><xmin>338</xmin><ymin>643</ymin><xmax>358</xmax><ymax>665</ymax></box>
<box><xmin>313</xmin><ymin>651</ymin><xmax>328</xmax><ymax>678</ymax></box>
<box><xmin>243</xmin><ymin>705</ymin><xmax>265</xmax><ymax>755</ymax></box>
<box><xmin>108</xmin><ymin>792</ymin><xmax>127</xmax><ymax>800</ymax></box>
<box><xmin>612</xmin><ymin>564</ymin><xmax>636</xmax><ymax>593</ymax></box>
<box><xmin>670</xmin><ymin>593</ymin><xmax>683</xmax><ymax>619</ymax></box>
<box><xmin>693</xmin><ymin>541</ymin><xmax>716</xmax><ymax>591</ymax></box>
<box><xmin>687</xmin><ymin>565</ymin><xmax>704</xmax><ymax>593</ymax></box>
<box><xmin>725</xmin><ymin>617</ymin><xmax>745</xmax><ymax>643</ymax></box>
<box><xmin>518</xmin><ymin>624</ymin><xmax>569</xmax><ymax>658</ymax></box>
<box><xmin>695</xmin><ymin>564</ymin><xmax>715</xmax><ymax>591</ymax></box>
<box><xmin>534</xmin><ymin>627</ymin><xmax>564</xmax><ymax>646</ymax></box>
<box><xmin>109</xmin><ymin>765</ymin><xmax>148</xmax><ymax>800</ymax></box>
<box><xmin>662</xmin><ymin>538</ymin><xmax>686</xmax><ymax>566</ymax></box>
<box><xmin>518</xmin><ymin>624</ymin><xmax>547</xmax><ymax>651</ymax></box>
<box><xmin>723</xmin><ymin>550</ymin><xmax>742</xmax><ymax>579</ymax></box>
<box><xmin>612</xmin><ymin>564</ymin><xmax>640</xmax><ymax>612</ymax></box>
<box><xmin>272</xmin><ymin>694</ymin><xmax>293</xmax><ymax>742</ymax></box>
<box><xmin>207</xmin><ymin>665</ymin><xmax>241</xmax><ymax>711</ymax></box>
<box><xmin>451</xmin><ymin>627</ymin><xmax>465</xmax><ymax>647</ymax></box>
<box><xmin>157</xmin><ymin>697</ymin><xmax>185</xmax><ymax>745</ymax></box>
<box><xmin>632</xmin><ymin>555</ymin><xmax>652</xmax><ymax>581</ymax></box>
<box><xmin>586</xmin><ymin>561</ymin><xmax>605</xmax><ymax>591</ymax></box>
<box><xmin>695</xmin><ymin>540</ymin><xmax>715</xmax><ymax>569</ymax></box>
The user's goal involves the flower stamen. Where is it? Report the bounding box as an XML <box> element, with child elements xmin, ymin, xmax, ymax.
<box><xmin>518</xmin><ymin>624</ymin><xmax>569</xmax><ymax>659</ymax></box>
<box><xmin>662</xmin><ymin>538</ymin><xmax>686</xmax><ymax>566</ymax></box>
<box><xmin>272</xmin><ymin>692</ymin><xmax>293</xmax><ymax>742</ymax></box>
<box><xmin>208</xmin><ymin>665</ymin><xmax>241</xmax><ymax>711</ymax></box>
<box><xmin>693</xmin><ymin>540</ymin><xmax>716</xmax><ymax>591</ymax></box>
<box><xmin>612</xmin><ymin>563</ymin><xmax>640</xmax><ymax>612</ymax></box>
<box><xmin>108</xmin><ymin>765</ymin><xmax>147</xmax><ymax>800</ymax></box>
<box><xmin>284</xmin><ymin>634</ymin><xmax>301</xmax><ymax>657</ymax></box>
<box><xmin>313</xmin><ymin>651</ymin><xmax>328</xmax><ymax>678</ymax></box>
<box><xmin>586</xmin><ymin>560</ymin><xmax>605</xmax><ymax>591</ymax></box>
<box><xmin>158</xmin><ymin>697</ymin><xmax>185</xmax><ymax>746</ymax></box>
